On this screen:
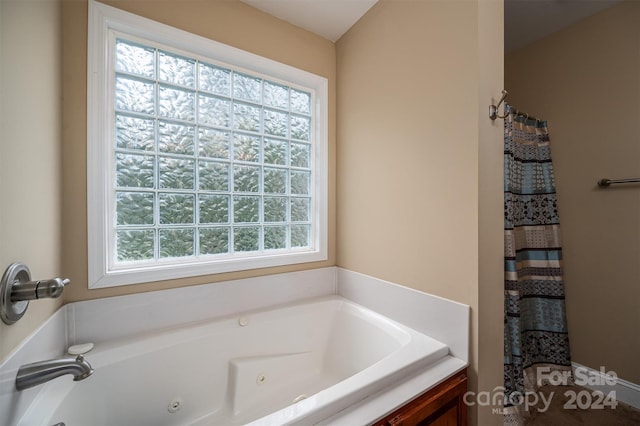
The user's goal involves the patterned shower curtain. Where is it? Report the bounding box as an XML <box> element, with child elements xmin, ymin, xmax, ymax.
<box><xmin>503</xmin><ymin>104</ymin><xmax>572</xmax><ymax>424</ymax></box>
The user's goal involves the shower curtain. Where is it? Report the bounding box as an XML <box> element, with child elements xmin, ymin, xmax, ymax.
<box><xmin>503</xmin><ymin>104</ymin><xmax>572</xmax><ymax>423</ymax></box>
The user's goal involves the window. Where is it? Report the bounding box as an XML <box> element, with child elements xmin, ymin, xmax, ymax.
<box><xmin>88</xmin><ymin>1</ymin><xmax>328</xmax><ymax>288</ymax></box>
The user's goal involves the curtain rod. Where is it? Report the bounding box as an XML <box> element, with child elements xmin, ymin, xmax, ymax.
<box><xmin>489</xmin><ymin>90</ymin><xmax>543</xmax><ymax>122</ymax></box>
<box><xmin>597</xmin><ymin>178</ymin><xmax>640</xmax><ymax>187</ymax></box>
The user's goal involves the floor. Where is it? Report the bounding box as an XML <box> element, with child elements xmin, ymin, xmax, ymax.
<box><xmin>524</xmin><ymin>385</ymin><xmax>640</xmax><ymax>425</ymax></box>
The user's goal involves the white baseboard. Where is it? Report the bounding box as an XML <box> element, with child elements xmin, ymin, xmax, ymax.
<box><xmin>572</xmin><ymin>362</ymin><xmax>640</xmax><ymax>409</ymax></box>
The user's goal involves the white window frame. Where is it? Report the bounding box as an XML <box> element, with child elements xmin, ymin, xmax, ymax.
<box><xmin>87</xmin><ymin>0</ymin><xmax>328</xmax><ymax>289</ymax></box>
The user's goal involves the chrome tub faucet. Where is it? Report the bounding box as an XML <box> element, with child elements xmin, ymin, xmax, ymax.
<box><xmin>15</xmin><ymin>354</ymin><xmax>94</xmax><ymax>391</ymax></box>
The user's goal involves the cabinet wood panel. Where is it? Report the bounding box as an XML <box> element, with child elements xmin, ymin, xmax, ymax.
<box><xmin>373</xmin><ymin>369</ymin><xmax>467</xmax><ymax>426</ymax></box>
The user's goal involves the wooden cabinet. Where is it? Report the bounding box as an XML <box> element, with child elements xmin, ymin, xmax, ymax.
<box><xmin>372</xmin><ymin>369</ymin><xmax>467</xmax><ymax>426</ymax></box>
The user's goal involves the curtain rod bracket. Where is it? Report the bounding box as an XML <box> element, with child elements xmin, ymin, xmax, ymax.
<box><xmin>489</xmin><ymin>89</ymin><xmax>509</xmax><ymax>120</ymax></box>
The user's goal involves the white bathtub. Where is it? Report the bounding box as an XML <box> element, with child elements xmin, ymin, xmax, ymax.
<box><xmin>17</xmin><ymin>295</ymin><xmax>449</xmax><ymax>426</ymax></box>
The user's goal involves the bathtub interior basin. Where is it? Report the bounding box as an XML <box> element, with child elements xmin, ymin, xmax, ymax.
<box><xmin>17</xmin><ymin>295</ymin><xmax>449</xmax><ymax>426</ymax></box>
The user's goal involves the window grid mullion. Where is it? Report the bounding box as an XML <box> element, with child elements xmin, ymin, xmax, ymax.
<box><xmin>153</xmin><ymin>46</ymin><xmax>161</xmax><ymax>262</ymax></box>
<box><xmin>258</xmin><ymin>78</ymin><xmax>265</xmax><ymax>253</ymax></box>
<box><xmin>229</xmin><ymin>70</ymin><xmax>235</xmax><ymax>254</ymax></box>
<box><xmin>193</xmin><ymin>59</ymin><xmax>200</xmax><ymax>258</ymax></box>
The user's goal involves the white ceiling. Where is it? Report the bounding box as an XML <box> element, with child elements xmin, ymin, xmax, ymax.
<box><xmin>241</xmin><ymin>0</ymin><xmax>622</xmax><ymax>51</ymax></box>
<box><xmin>240</xmin><ymin>0</ymin><xmax>378</xmax><ymax>42</ymax></box>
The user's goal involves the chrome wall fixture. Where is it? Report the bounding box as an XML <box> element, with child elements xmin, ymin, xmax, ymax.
<box><xmin>0</xmin><ymin>262</ymin><xmax>70</xmax><ymax>325</ymax></box>
<box><xmin>489</xmin><ymin>90</ymin><xmax>543</xmax><ymax>122</ymax></box>
<box><xmin>598</xmin><ymin>178</ymin><xmax>640</xmax><ymax>187</ymax></box>
<box><xmin>15</xmin><ymin>354</ymin><xmax>93</xmax><ymax>391</ymax></box>
<box><xmin>489</xmin><ymin>90</ymin><xmax>509</xmax><ymax>120</ymax></box>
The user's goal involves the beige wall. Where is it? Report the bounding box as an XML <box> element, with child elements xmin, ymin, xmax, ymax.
<box><xmin>337</xmin><ymin>0</ymin><xmax>479</xmax><ymax>303</ymax></box>
<box><xmin>0</xmin><ymin>0</ymin><xmax>63</xmax><ymax>362</ymax></box>
<box><xmin>336</xmin><ymin>0</ymin><xmax>504</xmax><ymax>424</ymax></box>
<box><xmin>61</xmin><ymin>0</ymin><xmax>336</xmax><ymax>302</ymax></box>
<box><xmin>505</xmin><ymin>0</ymin><xmax>640</xmax><ymax>384</ymax></box>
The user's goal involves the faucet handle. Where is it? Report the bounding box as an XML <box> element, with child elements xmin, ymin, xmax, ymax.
<box><xmin>11</xmin><ymin>277</ymin><xmax>70</xmax><ymax>301</ymax></box>
<box><xmin>1</xmin><ymin>262</ymin><xmax>72</xmax><ymax>325</ymax></box>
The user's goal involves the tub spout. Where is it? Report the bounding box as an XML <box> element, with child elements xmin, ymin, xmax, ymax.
<box><xmin>15</xmin><ymin>354</ymin><xmax>94</xmax><ymax>391</ymax></box>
